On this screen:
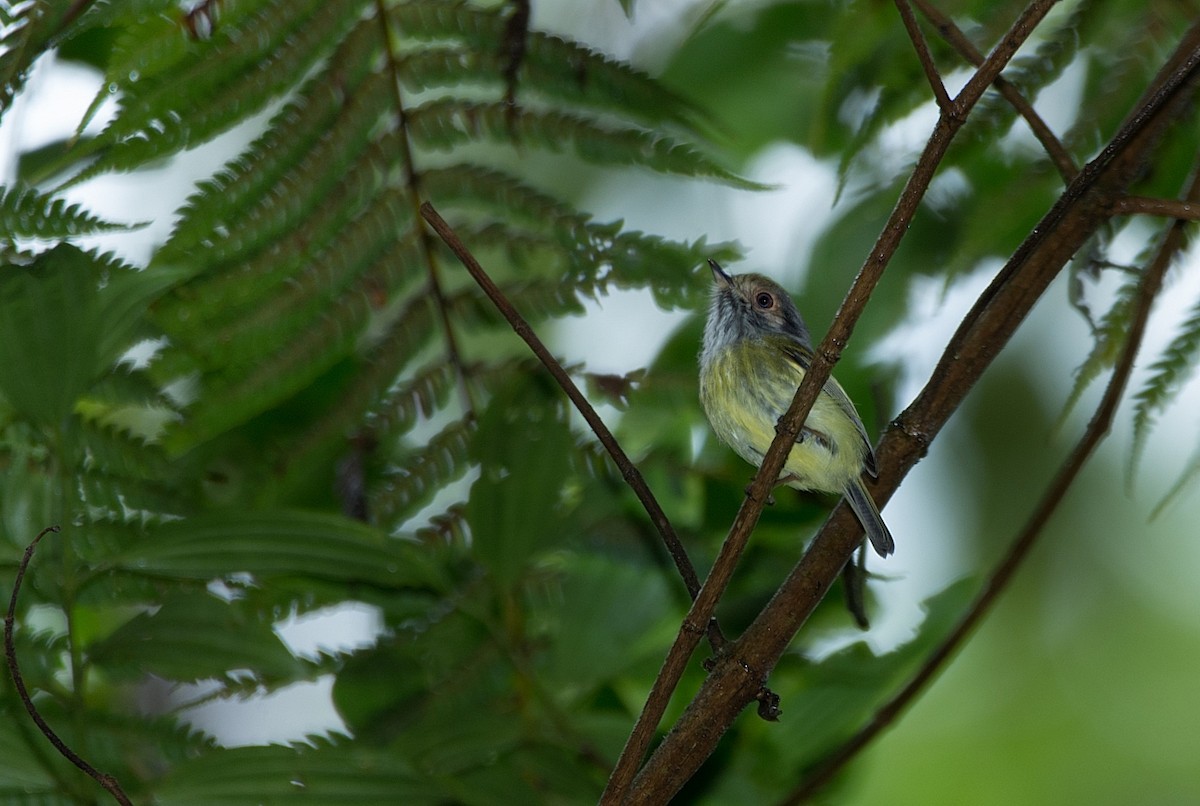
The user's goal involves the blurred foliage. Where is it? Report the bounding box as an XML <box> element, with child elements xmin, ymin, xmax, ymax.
<box><xmin>0</xmin><ymin>0</ymin><xmax>1199</xmax><ymax>803</ymax></box>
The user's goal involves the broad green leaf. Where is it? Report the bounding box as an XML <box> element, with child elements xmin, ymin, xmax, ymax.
<box><xmin>536</xmin><ymin>554</ymin><xmax>672</xmax><ymax>695</ymax></box>
<box><xmin>107</xmin><ymin>510</ymin><xmax>444</xmax><ymax>590</ymax></box>
<box><xmin>467</xmin><ymin>378</ymin><xmax>574</xmax><ymax>587</ymax></box>
<box><xmin>87</xmin><ymin>592</ymin><xmax>305</xmax><ymax>683</ymax></box>
<box><xmin>155</xmin><ymin>742</ymin><xmax>443</xmax><ymax>806</ymax></box>
<box><xmin>0</xmin><ymin>716</ymin><xmax>60</xmax><ymax>793</ymax></box>
<box><xmin>0</xmin><ymin>244</ymin><xmax>102</xmax><ymax>423</ymax></box>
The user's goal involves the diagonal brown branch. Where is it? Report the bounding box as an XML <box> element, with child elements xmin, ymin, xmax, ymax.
<box><xmin>5</xmin><ymin>527</ymin><xmax>133</xmax><ymax>806</ymax></box>
<box><xmin>419</xmin><ymin>202</ymin><xmax>726</xmax><ymax>654</ymax></box>
<box><xmin>914</xmin><ymin>0</ymin><xmax>1078</xmax><ymax>181</ymax></box>
<box><xmin>600</xmin><ymin>3</ymin><xmax>1062</xmax><ymax>802</ymax></box>
<box><xmin>780</xmin><ymin>153</ymin><xmax>1200</xmax><ymax>806</ymax></box>
<box><xmin>619</xmin><ymin>14</ymin><xmax>1200</xmax><ymax>805</ymax></box>
<box><xmin>896</xmin><ymin>0</ymin><xmax>952</xmax><ymax>111</ymax></box>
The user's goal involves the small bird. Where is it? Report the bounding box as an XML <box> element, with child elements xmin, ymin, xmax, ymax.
<box><xmin>698</xmin><ymin>259</ymin><xmax>894</xmax><ymax>557</ymax></box>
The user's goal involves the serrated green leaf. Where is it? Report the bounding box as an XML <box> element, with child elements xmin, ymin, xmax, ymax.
<box><xmin>107</xmin><ymin>510</ymin><xmax>444</xmax><ymax>591</ymax></box>
<box><xmin>87</xmin><ymin>592</ymin><xmax>304</xmax><ymax>683</ymax></box>
<box><xmin>0</xmin><ymin>184</ymin><xmax>144</xmax><ymax>243</ymax></box>
<box><xmin>408</xmin><ymin>100</ymin><xmax>759</xmax><ymax>187</ymax></box>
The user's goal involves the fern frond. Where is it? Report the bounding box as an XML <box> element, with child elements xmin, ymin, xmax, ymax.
<box><xmin>386</xmin><ymin>2</ymin><xmax>705</xmax><ymax>128</ymax></box>
<box><xmin>968</xmin><ymin>0</ymin><xmax>1096</xmax><ymax>150</ymax></box>
<box><xmin>422</xmin><ymin>163</ymin><xmax>591</xmax><ymax>236</ymax></box>
<box><xmin>153</xmin><ymin>166</ymin><xmax>403</xmax><ymax>342</ymax></box>
<box><xmin>1150</xmin><ymin>441</ymin><xmax>1200</xmax><ymax>519</ymax></box>
<box><xmin>0</xmin><ymin>184</ymin><xmax>144</xmax><ymax>242</ymax></box>
<box><xmin>69</xmin><ymin>0</ymin><xmax>370</xmax><ymax>184</ymax></box>
<box><xmin>413</xmin><ymin>502</ymin><xmax>468</xmax><ymax>544</ymax></box>
<box><xmin>156</xmin><ymin>16</ymin><xmax>387</xmax><ymax>266</ymax></box>
<box><xmin>169</xmin><ymin>197</ymin><xmax>419</xmax><ymax>367</ymax></box>
<box><xmin>370</xmin><ymin>417</ymin><xmax>475</xmax><ymax>527</ymax></box>
<box><xmin>0</xmin><ymin>0</ymin><xmax>52</xmax><ymax>118</ymax></box>
<box><xmin>164</xmin><ymin>264</ymin><xmax>432</xmax><ymax>451</ymax></box>
<box><xmin>1130</xmin><ymin>294</ymin><xmax>1200</xmax><ymax>477</ymax></box>
<box><xmin>1060</xmin><ymin>272</ymin><xmax>1138</xmax><ymax>422</ymax></box>
<box><xmin>408</xmin><ymin>100</ymin><xmax>757</xmax><ymax>187</ymax></box>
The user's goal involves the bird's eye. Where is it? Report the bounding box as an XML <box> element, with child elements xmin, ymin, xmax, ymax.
<box><xmin>755</xmin><ymin>292</ymin><xmax>774</xmax><ymax>309</ymax></box>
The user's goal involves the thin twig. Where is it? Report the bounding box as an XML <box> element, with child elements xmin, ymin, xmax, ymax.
<box><xmin>780</xmin><ymin>155</ymin><xmax>1200</xmax><ymax>806</ymax></box>
<box><xmin>4</xmin><ymin>526</ymin><xmax>133</xmax><ymax>806</ymax></box>
<box><xmin>914</xmin><ymin>0</ymin><xmax>1078</xmax><ymax>181</ymax></box>
<box><xmin>601</xmin><ymin>4</ymin><xmax>1061</xmax><ymax>802</ymax></box>
<box><xmin>374</xmin><ymin>0</ymin><xmax>478</xmax><ymax>418</ymax></box>
<box><xmin>1113</xmin><ymin>194</ymin><xmax>1200</xmax><ymax>220</ymax></box>
<box><xmin>895</xmin><ymin>0</ymin><xmax>952</xmax><ymax>112</ymax></box>
<box><xmin>419</xmin><ymin>202</ymin><xmax>726</xmax><ymax>653</ymax></box>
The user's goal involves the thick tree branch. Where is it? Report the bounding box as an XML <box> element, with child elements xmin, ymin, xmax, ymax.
<box><xmin>621</xmin><ymin>16</ymin><xmax>1200</xmax><ymax>804</ymax></box>
<box><xmin>420</xmin><ymin>202</ymin><xmax>725</xmax><ymax>653</ymax></box>
<box><xmin>5</xmin><ymin>527</ymin><xmax>133</xmax><ymax>806</ymax></box>
<box><xmin>781</xmin><ymin>155</ymin><xmax>1200</xmax><ymax>806</ymax></box>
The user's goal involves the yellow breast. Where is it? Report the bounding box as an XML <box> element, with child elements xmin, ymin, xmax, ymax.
<box><xmin>699</xmin><ymin>340</ymin><xmax>867</xmax><ymax>494</ymax></box>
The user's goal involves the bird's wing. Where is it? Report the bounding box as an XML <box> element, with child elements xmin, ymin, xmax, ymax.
<box><xmin>778</xmin><ymin>339</ymin><xmax>879</xmax><ymax>477</ymax></box>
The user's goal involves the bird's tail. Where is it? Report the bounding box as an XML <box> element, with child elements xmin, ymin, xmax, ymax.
<box><xmin>843</xmin><ymin>476</ymin><xmax>894</xmax><ymax>557</ymax></box>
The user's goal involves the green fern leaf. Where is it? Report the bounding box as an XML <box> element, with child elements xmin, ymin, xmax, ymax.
<box><xmin>88</xmin><ymin>592</ymin><xmax>306</xmax><ymax>683</ymax></box>
<box><xmin>69</xmin><ymin>0</ymin><xmax>370</xmax><ymax>184</ymax></box>
<box><xmin>408</xmin><ymin>100</ymin><xmax>757</xmax><ymax>186</ymax></box>
<box><xmin>386</xmin><ymin>11</ymin><xmax>705</xmax><ymax>129</ymax></box>
<box><xmin>1131</xmin><ymin>295</ymin><xmax>1200</xmax><ymax>477</ymax></box>
<box><xmin>156</xmin><ymin>16</ymin><xmax>387</xmax><ymax>266</ymax></box>
<box><xmin>153</xmin><ymin>161</ymin><xmax>404</xmax><ymax>340</ymax></box>
<box><xmin>1060</xmin><ymin>272</ymin><xmax>1138</xmax><ymax>423</ymax></box>
<box><xmin>370</xmin><ymin>418</ymin><xmax>475</xmax><ymax>527</ymax></box>
<box><xmin>0</xmin><ymin>184</ymin><xmax>145</xmax><ymax>243</ymax></box>
<box><xmin>169</xmin><ymin>198</ymin><xmax>418</xmax><ymax>368</ymax></box>
<box><xmin>107</xmin><ymin>509</ymin><xmax>445</xmax><ymax>589</ymax></box>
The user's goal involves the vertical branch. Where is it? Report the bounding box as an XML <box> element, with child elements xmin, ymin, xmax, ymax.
<box><xmin>4</xmin><ymin>527</ymin><xmax>133</xmax><ymax>806</ymax></box>
<box><xmin>373</xmin><ymin>0</ymin><xmax>478</xmax><ymax>417</ymax></box>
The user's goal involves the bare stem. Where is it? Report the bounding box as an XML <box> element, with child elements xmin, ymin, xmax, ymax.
<box><xmin>1113</xmin><ymin>194</ymin><xmax>1200</xmax><ymax>220</ymax></box>
<box><xmin>4</xmin><ymin>527</ymin><xmax>133</xmax><ymax>806</ymax></box>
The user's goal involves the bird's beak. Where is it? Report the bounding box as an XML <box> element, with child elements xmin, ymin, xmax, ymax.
<box><xmin>707</xmin><ymin>259</ymin><xmax>732</xmax><ymax>288</ymax></box>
